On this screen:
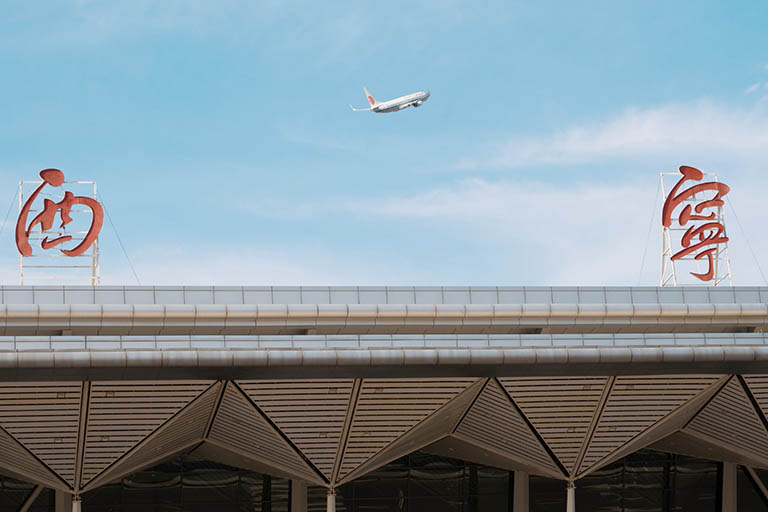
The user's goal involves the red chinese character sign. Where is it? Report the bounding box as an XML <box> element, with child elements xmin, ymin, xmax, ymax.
<box><xmin>660</xmin><ymin>166</ymin><xmax>732</xmax><ymax>286</ymax></box>
<box><xmin>16</xmin><ymin>169</ymin><xmax>102</xmax><ymax>285</ymax></box>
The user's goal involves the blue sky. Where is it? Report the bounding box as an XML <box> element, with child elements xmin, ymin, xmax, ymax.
<box><xmin>2</xmin><ymin>1</ymin><xmax>768</xmax><ymax>285</ymax></box>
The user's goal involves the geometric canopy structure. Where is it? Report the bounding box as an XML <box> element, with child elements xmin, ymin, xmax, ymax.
<box><xmin>3</xmin><ymin>374</ymin><xmax>767</xmax><ymax>494</ymax></box>
<box><xmin>0</xmin><ymin>284</ymin><xmax>767</xmax><ymax>510</ymax></box>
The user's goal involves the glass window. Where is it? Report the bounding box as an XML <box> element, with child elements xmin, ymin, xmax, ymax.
<box><xmin>316</xmin><ymin>453</ymin><xmax>510</xmax><ymax>512</ymax></box>
<box><xmin>81</xmin><ymin>458</ymin><xmax>289</xmax><ymax>512</ymax></box>
<box><xmin>530</xmin><ymin>450</ymin><xmax>717</xmax><ymax>512</ymax></box>
<box><xmin>671</xmin><ymin>455</ymin><xmax>717</xmax><ymax>511</ymax></box>
<box><xmin>0</xmin><ymin>448</ymin><xmax>729</xmax><ymax>511</ymax></box>
<box><xmin>0</xmin><ymin>475</ymin><xmax>52</xmax><ymax>512</ymax></box>
<box><xmin>737</xmin><ymin>467</ymin><xmax>768</xmax><ymax>512</ymax></box>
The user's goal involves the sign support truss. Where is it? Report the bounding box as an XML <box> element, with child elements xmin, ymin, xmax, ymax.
<box><xmin>660</xmin><ymin>171</ymin><xmax>732</xmax><ymax>287</ymax></box>
<box><xmin>18</xmin><ymin>179</ymin><xmax>100</xmax><ymax>286</ymax></box>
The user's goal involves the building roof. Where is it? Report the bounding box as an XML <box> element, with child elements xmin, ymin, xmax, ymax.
<box><xmin>0</xmin><ymin>285</ymin><xmax>765</xmax><ymax>495</ymax></box>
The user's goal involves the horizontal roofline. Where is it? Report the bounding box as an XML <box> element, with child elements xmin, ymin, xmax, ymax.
<box><xmin>0</xmin><ymin>332</ymin><xmax>765</xmax><ymax>351</ymax></box>
<box><xmin>1</xmin><ymin>345</ymin><xmax>768</xmax><ymax>380</ymax></box>
<box><xmin>0</xmin><ymin>301</ymin><xmax>763</xmax><ymax>336</ymax></box>
<box><xmin>0</xmin><ymin>286</ymin><xmax>766</xmax><ymax>305</ymax></box>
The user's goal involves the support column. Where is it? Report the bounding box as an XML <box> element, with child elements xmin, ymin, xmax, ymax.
<box><xmin>512</xmin><ymin>471</ymin><xmax>529</xmax><ymax>512</ymax></box>
<box><xmin>722</xmin><ymin>462</ymin><xmax>737</xmax><ymax>512</ymax></box>
<box><xmin>54</xmin><ymin>491</ymin><xmax>68</xmax><ymax>512</ymax></box>
<box><xmin>290</xmin><ymin>480</ymin><xmax>308</xmax><ymax>512</ymax></box>
<box><xmin>327</xmin><ymin>488</ymin><xmax>336</xmax><ymax>512</ymax></box>
<box><xmin>54</xmin><ymin>491</ymin><xmax>79</xmax><ymax>512</ymax></box>
<box><xmin>566</xmin><ymin>481</ymin><xmax>575</xmax><ymax>512</ymax></box>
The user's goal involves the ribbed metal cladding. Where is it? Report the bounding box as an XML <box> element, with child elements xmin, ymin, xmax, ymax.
<box><xmin>0</xmin><ymin>382</ymin><xmax>82</xmax><ymax>485</ymax></box>
<box><xmin>686</xmin><ymin>377</ymin><xmax>768</xmax><ymax>460</ymax></box>
<box><xmin>237</xmin><ymin>379</ymin><xmax>354</xmax><ymax>480</ymax></box>
<box><xmin>454</xmin><ymin>379</ymin><xmax>560</xmax><ymax>474</ymax></box>
<box><xmin>338</xmin><ymin>378</ymin><xmax>477</xmax><ymax>480</ymax></box>
<box><xmin>580</xmin><ymin>375</ymin><xmax>721</xmax><ymax>472</ymax></box>
<box><xmin>0</xmin><ymin>426</ymin><xmax>65</xmax><ymax>490</ymax></box>
<box><xmin>742</xmin><ymin>375</ymin><xmax>768</xmax><ymax>418</ymax></box>
<box><xmin>85</xmin><ymin>383</ymin><xmax>219</xmax><ymax>490</ymax></box>
<box><xmin>81</xmin><ymin>381</ymin><xmax>213</xmax><ymax>485</ymax></box>
<box><xmin>499</xmin><ymin>377</ymin><xmax>608</xmax><ymax>472</ymax></box>
<box><xmin>337</xmin><ymin>379</ymin><xmax>486</xmax><ymax>485</ymax></box>
<box><xmin>208</xmin><ymin>383</ymin><xmax>319</xmax><ymax>483</ymax></box>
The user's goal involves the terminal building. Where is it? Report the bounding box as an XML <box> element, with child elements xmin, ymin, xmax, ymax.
<box><xmin>0</xmin><ymin>285</ymin><xmax>766</xmax><ymax>511</ymax></box>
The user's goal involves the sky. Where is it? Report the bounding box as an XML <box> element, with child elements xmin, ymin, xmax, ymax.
<box><xmin>1</xmin><ymin>0</ymin><xmax>768</xmax><ymax>286</ymax></box>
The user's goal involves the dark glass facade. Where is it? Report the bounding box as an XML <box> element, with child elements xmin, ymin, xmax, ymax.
<box><xmin>0</xmin><ymin>450</ymin><xmax>766</xmax><ymax>511</ymax></box>
<box><xmin>310</xmin><ymin>452</ymin><xmax>510</xmax><ymax>511</ymax></box>
<box><xmin>83</xmin><ymin>458</ymin><xmax>290</xmax><ymax>511</ymax></box>
<box><xmin>531</xmin><ymin>451</ymin><xmax>719</xmax><ymax>512</ymax></box>
<box><xmin>0</xmin><ymin>478</ymin><xmax>53</xmax><ymax>512</ymax></box>
<box><xmin>737</xmin><ymin>467</ymin><xmax>768</xmax><ymax>512</ymax></box>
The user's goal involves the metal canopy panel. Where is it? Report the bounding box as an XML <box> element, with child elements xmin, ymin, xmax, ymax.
<box><xmin>651</xmin><ymin>431</ymin><xmax>768</xmax><ymax>468</ymax></box>
<box><xmin>685</xmin><ymin>377</ymin><xmax>768</xmax><ymax>462</ymax></box>
<box><xmin>337</xmin><ymin>378</ymin><xmax>478</xmax><ymax>480</ymax></box>
<box><xmin>237</xmin><ymin>379</ymin><xmax>355</xmax><ymax>480</ymax></box>
<box><xmin>499</xmin><ymin>376</ymin><xmax>608</xmax><ymax>473</ymax></box>
<box><xmin>575</xmin><ymin>376</ymin><xmax>728</xmax><ymax>479</ymax></box>
<box><xmin>207</xmin><ymin>382</ymin><xmax>322</xmax><ymax>485</ymax></box>
<box><xmin>337</xmin><ymin>378</ymin><xmax>486</xmax><ymax>486</ymax></box>
<box><xmin>742</xmin><ymin>375</ymin><xmax>768</xmax><ymax>419</ymax></box>
<box><xmin>81</xmin><ymin>381</ymin><xmax>214</xmax><ymax>485</ymax></box>
<box><xmin>454</xmin><ymin>379</ymin><xmax>562</xmax><ymax>477</ymax></box>
<box><xmin>84</xmin><ymin>383</ymin><xmax>219</xmax><ymax>491</ymax></box>
<box><xmin>425</xmin><ymin>436</ymin><xmax>561</xmax><ymax>477</ymax></box>
<box><xmin>189</xmin><ymin>441</ymin><xmax>321</xmax><ymax>482</ymax></box>
<box><xmin>578</xmin><ymin>375</ymin><xmax>722</xmax><ymax>474</ymax></box>
<box><xmin>0</xmin><ymin>382</ymin><xmax>82</xmax><ymax>485</ymax></box>
<box><xmin>0</xmin><ymin>424</ymin><xmax>68</xmax><ymax>491</ymax></box>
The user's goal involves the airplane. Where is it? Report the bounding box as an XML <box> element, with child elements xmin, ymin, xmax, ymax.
<box><xmin>349</xmin><ymin>87</ymin><xmax>430</xmax><ymax>113</ymax></box>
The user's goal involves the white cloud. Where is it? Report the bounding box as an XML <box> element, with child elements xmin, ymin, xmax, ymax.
<box><xmin>5</xmin><ymin>175</ymin><xmax>765</xmax><ymax>287</ymax></box>
<box><xmin>99</xmin><ymin>246</ymin><xmax>411</xmax><ymax>286</ymax></box>
<box><xmin>746</xmin><ymin>83</ymin><xmax>761</xmax><ymax>94</ymax></box>
<box><xmin>6</xmin><ymin>0</ymin><xmax>472</xmax><ymax>65</ymax></box>
<box><xmin>343</xmin><ymin>178</ymin><xmax>657</xmax><ymax>284</ymax></box>
<box><xmin>22</xmin><ymin>1</ymin><xmax>285</xmax><ymax>47</ymax></box>
<box><xmin>460</xmin><ymin>101</ymin><xmax>768</xmax><ymax>170</ymax></box>
<box><xmin>83</xmin><ymin>178</ymin><xmax>669</xmax><ymax>286</ymax></box>
<box><xmin>342</xmin><ymin>177</ymin><xmax>768</xmax><ymax>286</ymax></box>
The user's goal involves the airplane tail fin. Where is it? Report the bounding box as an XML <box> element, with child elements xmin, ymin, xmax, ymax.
<box><xmin>363</xmin><ymin>87</ymin><xmax>377</xmax><ymax>106</ymax></box>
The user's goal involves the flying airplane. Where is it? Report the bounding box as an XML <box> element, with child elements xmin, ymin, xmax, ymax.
<box><xmin>349</xmin><ymin>88</ymin><xmax>430</xmax><ymax>113</ymax></box>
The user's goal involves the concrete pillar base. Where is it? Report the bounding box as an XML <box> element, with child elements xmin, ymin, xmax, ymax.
<box><xmin>327</xmin><ymin>488</ymin><xmax>336</xmax><ymax>512</ymax></box>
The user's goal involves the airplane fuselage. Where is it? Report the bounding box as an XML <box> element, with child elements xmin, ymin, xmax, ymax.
<box><xmin>371</xmin><ymin>90</ymin><xmax>430</xmax><ymax>113</ymax></box>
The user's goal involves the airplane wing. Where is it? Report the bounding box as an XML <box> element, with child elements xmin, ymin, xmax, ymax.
<box><xmin>349</xmin><ymin>104</ymin><xmax>371</xmax><ymax>112</ymax></box>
